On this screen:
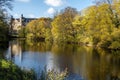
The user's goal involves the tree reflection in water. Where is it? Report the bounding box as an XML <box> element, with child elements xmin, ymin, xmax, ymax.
<box><xmin>4</xmin><ymin>39</ymin><xmax>120</xmax><ymax>80</ymax></box>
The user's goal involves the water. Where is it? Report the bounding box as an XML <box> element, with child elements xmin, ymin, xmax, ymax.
<box><xmin>2</xmin><ymin>39</ymin><xmax>120</xmax><ymax>80</ymax></box>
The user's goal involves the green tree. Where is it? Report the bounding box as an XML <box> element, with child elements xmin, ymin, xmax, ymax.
<box><xmin>0</xmin><ymin>0</ymin><xmax>13</xmax><ymax>41</ymax></box>
<box><xmin>0</xmin><ymin>19</ymin><xmax>9</xmax><ymax>41</ymax></box>
<box><xmin>0</xmin><ymin>0</ymin><xmax>13</xmax><ymax>10</ymax></box>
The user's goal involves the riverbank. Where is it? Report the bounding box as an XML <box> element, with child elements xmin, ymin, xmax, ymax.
<box><xmin>0</xmin><ymin>59</ymin><xmax>67</xmax><ymax>80</ymax></box>
<box><xmin>0</xmin><ymin>59</ymin><xmax>36</xmax><ymax>80</ymax></box>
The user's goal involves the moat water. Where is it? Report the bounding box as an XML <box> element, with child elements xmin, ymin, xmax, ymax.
<box><xmin>1</xmin><ymin>39</ymin><xmax>120</xmax><ymax>80</ymax></box>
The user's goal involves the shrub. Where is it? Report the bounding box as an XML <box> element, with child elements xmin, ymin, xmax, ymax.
<box><xmin>109</xmin><ymin>41</ymin><xmax>120</xmax><ymax>49</ymax></box>
<box><xmin>46</xmin><ymin>69</ymin><xmax>67</xmax><ymax>80</ymax></box>
<box><xmin>0</xmin><ymin>60</ymin><xmax>36</xmax><ymax>80</ymax></box>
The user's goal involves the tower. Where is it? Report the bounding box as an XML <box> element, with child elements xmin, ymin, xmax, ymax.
<box><xmin>20</xmin><ymin>14</ymin><xmax>24</xmax><ymax>26</ymax></box>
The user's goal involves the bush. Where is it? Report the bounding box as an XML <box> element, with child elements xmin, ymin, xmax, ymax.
<box><xmin>109</xmin><ymin>41</ymin><xmax>120</xmax><ymax>49</ymax></box>
<box><xmin>0</xmin><ymin>60</ymin><xmax>36</xmax><ymax>80</ymax></box>
<box><xmin>39</xmin><ymin>68</ymin><xmax>67</xmax><ymax>80</ymax></box>
<box><xmin>46</xmin><ymin>69</ymin><xmax>67</xmax><ymax>80</ymax></box>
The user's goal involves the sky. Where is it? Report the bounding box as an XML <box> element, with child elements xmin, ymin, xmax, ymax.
<box><xmin>10</xmin><ymin>0</ymin><xmax>94</xmax><ymax>18</ymax></box>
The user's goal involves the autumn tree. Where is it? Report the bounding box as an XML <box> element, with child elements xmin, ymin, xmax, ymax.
<box><xmin>25</xmin><ymin>4</ymin><xmax>120</xmax><ymax>49</ymax></box>
<box><xmin>26</xmin><ymin>18</ymin><xmax>52</xmax><ymax>41</ymax></box>
<box><xmin>94</xmin><ymin>0</ymin><xmax>120</xmax><ymax>28</ymax></box>
<box><xmin>52</xmin><ymin>7</ymin><xmax>77</xmax><ymax>43</ymax></box>
<box><xmin>72</xmin><ymin>1</ymin><xmax>120</xmax><ymax>49</ymax></box>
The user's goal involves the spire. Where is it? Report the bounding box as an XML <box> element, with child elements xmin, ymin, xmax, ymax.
<box><xmin>11</xmin><ymin>15</ymin><xmax>13</xmax><ymax>19</ymax></box>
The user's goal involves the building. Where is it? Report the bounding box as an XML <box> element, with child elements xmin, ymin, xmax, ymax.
<box><xmin>10</xmin><ymin>14</ymin><xmax>37</xmax><ymax>35</ymax></box>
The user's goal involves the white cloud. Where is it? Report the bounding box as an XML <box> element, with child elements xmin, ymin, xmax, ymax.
<box><xmin>16</xmin><ymin>0</ymin><xmax>30</xmax><ymax>3</ymax></box>
<box><xmin>47</xmin><ymin>7</ymin><xmax>56</xmax><ymax>15</ymax></box>
<box><xmin>44</xmin><ymin>0</ymin><xmax>63</xmax><ymax>7</ymax></box>
<box><xmin>28</xmin><ymin>14</ymin><xmax>35</xmax><ymax>18</ymax></box>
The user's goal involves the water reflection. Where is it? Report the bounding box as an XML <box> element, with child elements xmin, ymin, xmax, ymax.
<box><xmin>5</xmin><ymin>39</ymin><xmax>120</xmax><ymax>80</ymax></box>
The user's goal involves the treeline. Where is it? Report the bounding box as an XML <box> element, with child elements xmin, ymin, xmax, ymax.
<box><xmin>20</xmin><ymin>0</ymin><xmax>120</xmax><ymax>49</ymax></box>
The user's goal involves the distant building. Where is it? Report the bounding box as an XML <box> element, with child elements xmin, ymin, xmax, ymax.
<box><xmin>10</xmin><ymin>14</ymin><xmax>37</xmax><ymax>35</ymax></box>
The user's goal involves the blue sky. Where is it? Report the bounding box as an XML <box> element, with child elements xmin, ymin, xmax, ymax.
<box><xmin>10</xmin><ymin>0</ymin><xmax>94</xmax><ymax>18</ymax></box>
